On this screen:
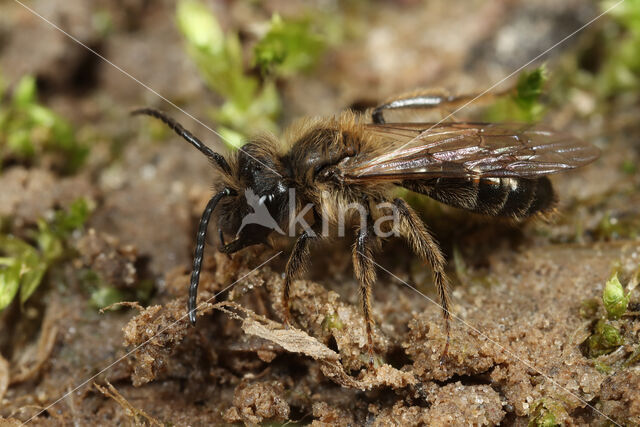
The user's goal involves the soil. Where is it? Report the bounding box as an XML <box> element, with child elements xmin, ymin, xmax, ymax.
<box><xmin>1</xmin><ymin>0</ymin><xmax>639</xmax><ymax>426</ymax></box>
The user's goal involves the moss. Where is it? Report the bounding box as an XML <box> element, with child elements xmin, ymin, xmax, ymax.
<box><xmin>321</xmin><ymin>313</ymin><xmax>344</xmax><ymax>331</ymax></box>
<box><xmin>176</xmin><ymin>0</ymin><xmax>280</xmax><ymax>148</ymax></box>
<box><xmin>581</xmin><ymin>319</ymin><xmax>624</xmax><ymax>358</ymax></box>
<box><xmin>0</xmin><ymin>74</ymin><xmax>88</xmax><ymax>174</ymax></box>
<box><xmin>175</xmin><ymin>2</ymin><xmax>334</xmax><ymax>149</ymax></box>
<box><xmin>528</xmin><ymin>398</ymin><xmax>568</xmax><ymax>427</ymax></box>
<box><xmin>89</xmin><ymin>285</ymin><xmax>126</xmax><ymax>310</ymax></box>
<box><xmin>594</xmin><ymin>0</ymin><xmax>640</xmax><ymax>96</ymax></box>
<box><xmin>602</xmin><ymin>273</ymin><xmax>630</xmax><ymax>319</ymax></box>
<box><xmin>81</xmin><ymin>270</ymin><xmax>154</xmax><ymax>311</ymax></box>
<box><xmin>253</xmin><ymin>14</ymin><xmax>327</xmax><ymax>77</ymax></box>
<box><xmin>513</xmin><ymin>66</ymin><xmax>548</xmax><ymax>117</ymax></box>
<box><xmin>594</xmin><ymin>360</ymin><xmax>613</xmax><ymax>374</ymax></box>
<box><xmin>485</xmin><ymin>66</ymin><xmax>548</xmax><ymax>123</ymax></box>
<box><xmin>0</xmin><ymin>198</ymin><xmax>92</xmax><ymax>312</ymax></box>
<box><xmin>0</xmin><ymin>235</ymin><xmax>47</xmax><ymax>310</ymax></box>
<box><xmin>91</xmin><ymin>9</ymin><xmax>114</xmax><ymax>38</ymax></box>
<box><xmin>621</xmin><ymin>159</ymin><xmax>636</xmax><ymax>175</ymax></box>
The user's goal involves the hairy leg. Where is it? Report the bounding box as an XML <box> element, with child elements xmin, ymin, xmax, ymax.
<box><xmin>371</xmin><ymin>89</ymin><xmax>502</xmax><ymax>124</ymax></box>
<box><xmin>282</xmin><ymin>230</ymin><xmax>316</xmax><ymax>326</ymax></box>
<box><xmin>352</xmin><ymin>210</ymin><xmax>378</xmax><ymax>367</ymax></box>
<box><xmin>393</xmin><ymin>198</ymin><xmax>452</xmax><ymax>359</ymax></box>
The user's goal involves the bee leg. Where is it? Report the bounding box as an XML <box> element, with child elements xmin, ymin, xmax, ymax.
<box><xmin>218</xmin><ymin>228</ymin><xmax>231</xmax><ymax>260</ymax></box>
<box><xmin>282</xmin><ymin>230</ymin><xmax>316</xmax><ymax>328</ymax></box>
<box><xmin>393</xmin><ymin>198</ymin><xmax>452</xmax><ymax>362</ymax></box>
<box><xmin>353</xmin><ymin>212</ymin><xmax>378</xmax><ymax>369</ymax></box>
<box><xmin>371</xmin><ymin>89</ymin><xmax>502</xmax><ymax>124</ymax></box>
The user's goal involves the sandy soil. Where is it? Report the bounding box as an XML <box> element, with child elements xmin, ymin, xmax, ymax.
<box><xmin>1</xmin><ymin>0</ymin><xmax>639</xmax><ymax>425</ymax></box>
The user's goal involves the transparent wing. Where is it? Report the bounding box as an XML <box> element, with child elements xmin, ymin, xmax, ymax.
<box><xmin>340</xmin><ymin>122</ymin><xmax>600</xmax><ymax>181</ymax></box>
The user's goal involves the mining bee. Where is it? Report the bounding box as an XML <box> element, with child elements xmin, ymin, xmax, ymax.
<box><xmin>133</xmin><ymin>89</ymin><xmax>599</xmax><ymax>365</ymax></box>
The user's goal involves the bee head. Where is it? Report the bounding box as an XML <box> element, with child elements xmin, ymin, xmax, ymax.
<box><xmin>215</xmin><ymin>141</ymin><xmax>290</xmax><ymax>253</ymax></box>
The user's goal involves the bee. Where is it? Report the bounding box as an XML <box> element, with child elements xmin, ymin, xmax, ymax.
<box><xmin>133</xmin><ymin>90</ymin><xmax>599</xmax><ymax>365</ymax></box>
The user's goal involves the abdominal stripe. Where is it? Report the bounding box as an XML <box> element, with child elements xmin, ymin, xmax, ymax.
<box><xmin>400</xmin><ymin>176</ymin><xmax>555</xmax><ymax>219</ymax></box>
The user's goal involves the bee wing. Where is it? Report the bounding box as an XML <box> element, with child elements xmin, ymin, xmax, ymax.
<box><xmin>341</xmin><ymin>122</ymin><xmax>600</xmax><ymax>181</ymax></box>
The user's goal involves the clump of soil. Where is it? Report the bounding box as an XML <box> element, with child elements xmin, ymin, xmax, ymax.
<box><xmin>1</xmin><ymin>0</ymin><xmax>640</xmax><ymax>425</ymax></box>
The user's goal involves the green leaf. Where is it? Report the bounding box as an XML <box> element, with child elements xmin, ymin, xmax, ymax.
<box><xmin>582</xmin><ymin>319</ymin><xmax>624</xmax><ymax>357</ymax></box>
<box><xmin>0</xmin><ymin>259</ymin><xmax>21</xmax><ymax>311</ymax></box>
<box><xmin>216</xmin><ymin>126</ymin><xmax>246</xmax><ymax>150</ymax></box>
<box><xmin>514</xmin><ymin>65</ymin><xmax>548</xmax><ymax>110</ymax></box>
<box><xmin>29</xmin><ymin>104</ymin><xmax>58</xmax><ymax>128</ymax></box>
<box><xmin>253</xmin><ymin>14</ymin><xmax>326</xmax><ymax>76</ymax></box>
<box><xmin>0</xmin><ymin>235</ymin><xmax>47</xmax><ymax>310</ymax></box>
<box><xmin>176</xmin><ymin>1</ymin><xmax>256</xmax><ymax>107</ymax></box>
<box><xmin>55</xmin><ymin>198</ymin><xmax>91</xmax><ymax>233</ymax></box>
<box><xmin>176</xmin><ymin>0</ymin><xmax>224</xmax><ymax>53</ymax></box>
<box><xmin>89</xmin><ymin>285</ymin><xmax>125</xmax><ymax>310</ymax></box>
<box><xmin>1</xmin><ymin>72</ymin><xmax>88</xmax><ymax>173</ymax></box>
<box><xmin>19</xmin><ymin>256</ymin><xmax>47</xmax><ymax>305</ymax></box>
<box><xmin>12</xmin><ymin>75</ymin><xmax>37</xmax><ymax>108</ymax></box>
<box><xmin>6</xmin><ymin>128</ymin><xmax>35</xmax><ymax>157</ymax></box>
<box><xmin>36</xmin><ymin>219</ymin><xmax>64</xmax><ymax>262</ymax></box>
<box><xmin>485</xmin><ymin>66</ymin><xmax>548</xmax><ymax>123</ymax></box>
<box><xmin>36</xmin><ymin>198</ymin><xmax>92</xmax><ymax>262</ymax></box>
<box><xmin>603</xmin><ymin>0</ymin><xmax>640</xmax><ymax>33</ymax></box>
<box><xmin>0</xmin><ymin>199</ymin><xmax>93</xmax><ymax>311</ymax></box>
<box><xmin>602</xmin><ymin>272</ymin><xmax>629</xmax><ymax>319</ymax></box>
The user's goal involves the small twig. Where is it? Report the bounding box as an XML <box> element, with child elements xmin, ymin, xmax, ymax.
<box><xmin>94</xmin><ymin>380</ymin><xmax>163</xmax><ymax>426</ymax></box>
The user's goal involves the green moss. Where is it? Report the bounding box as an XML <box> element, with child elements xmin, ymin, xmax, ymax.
<box><xmin>485</xmin><ymin>66</ymin><xmax>548</xmax><ymax>123</ymax></box>
<box><xmin>254</xmin><ymin>14</ymin><xmax>326</xmax><ymax>77</ymax></box>
<box><xmin>0</xmin><ymin>236</ymin><xmax>47</xmax><ymax>309</ymax></box>
<box><xmin>176</xmin><ymin>1</ymin><xmax>280</xmax><ymax>148</ymax></box>
<box><xmin>595</xmin><ymin>0</ymin><xmax>640</xmax><ymax>96</ymax></box>
<box><xmin>0</xmin><ymin>198</ymin><xmax>92</xmax><ymax>311</ymax></box>
<box><xmin>0</xmin><ymin>74</ymin><xmax>88</xmax><ymax>173</ymax></box>
<box><xmin>89</xmin><ymin>285</ymin><xmax>126</xmax><ymax>310</ymax></box>
<box><xmin>582</xmin><ymin>319</ymin><xmax>624</xmax><ymax>358</ymax></box>
<box><xmin>602</xmin><ymin>272</ymin><xmax>630</xmax><ymax>319</ymax></box>
<box><xmin>621</xmin><ymin>159</ymin><xmax>636</xmax><ymax>175</ymax></box>
<box><xmin>175</xmin><ymin>1</ymin><xmax>334</xmax><ymax>149</ymax></box>
<box><xmin>554</xmin><ymin>0</ymin><xmax>640</xmax><ymax>108</ymax></box>
<box><xmin>528</xmin><ymin>398</ymin><xmax>567</xmax><ymax>427</ymax></box>
<box><xmin>514</xmin><ymin>66</ymin><xmax>548</xmax><ymax>115</ymax></box>
<box><xmin>80</xmin><ymin>269</ymin><xmax>154</xmax><ymax>311</ymax></box>
<box><xmin>321</xmin><ymin>313</ymin><xmax>344</xmax><ymax>330</ymax></box>
<box><xmin>594</xmin><ymin>360</ymin><xmax>613</xmax><ymax>374</ymax></box>
<box><xmin>91</xmin><ymin>9</ymin><xmax>114</xmax><ymax>37</ymax></box>
<box><xmin>34</xmin><ymin>198</ymin><xmax>92</xmax><ymax>263</ymax></box>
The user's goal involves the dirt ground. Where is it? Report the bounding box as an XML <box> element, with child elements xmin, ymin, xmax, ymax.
<box><xmin>1</xmin><ymin>0</ymin><xmax>639</xmax><ymax>425</ymax></box>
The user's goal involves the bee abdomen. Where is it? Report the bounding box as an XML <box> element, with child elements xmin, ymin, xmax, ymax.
<box><xmin>401</xmin><ymin>176</ymin><xmax>556</xmax><ymax>219</ymax></box>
